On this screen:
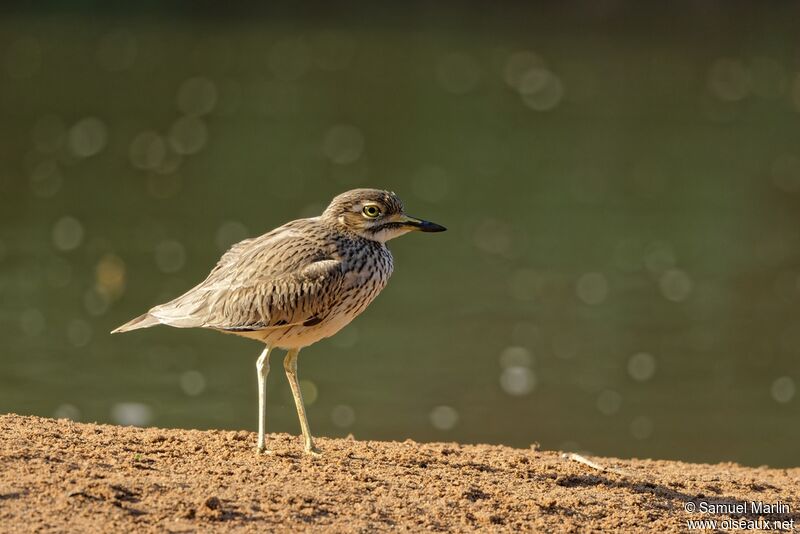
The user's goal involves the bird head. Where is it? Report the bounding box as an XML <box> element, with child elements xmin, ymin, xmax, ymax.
<box><xmin>322</xmin><ymin>189</ymin><xmax>446</xmax><ymax>243</ymax></box>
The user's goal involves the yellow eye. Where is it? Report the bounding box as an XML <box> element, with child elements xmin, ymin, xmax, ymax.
<box><xmin>362</xmin><ymin>205</ymin><xmax>381</xmax><ymax>218</ymax></box>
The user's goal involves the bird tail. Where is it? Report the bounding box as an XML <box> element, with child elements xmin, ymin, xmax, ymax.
<box><xmin>111</xmin><ymin>313</ymin><xmax>160</xmax><ymax>334</ymax></box>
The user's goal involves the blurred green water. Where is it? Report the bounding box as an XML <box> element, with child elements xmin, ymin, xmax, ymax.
<box><xmin>1</xmin><ymin>4</ymin><xmax>799</xmax><ymax>467</ymax></box>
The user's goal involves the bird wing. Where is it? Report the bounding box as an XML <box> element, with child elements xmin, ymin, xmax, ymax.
<box><xmin>147</xmin><ymin>221</ymin><xmax>346</xmax><ymax>330</ymax></box>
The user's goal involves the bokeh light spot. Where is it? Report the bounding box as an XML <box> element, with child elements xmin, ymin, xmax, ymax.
<box><xmin>499</xmin><ymin>346</ymin><xmax>533</xmax><ymax>368</ymax></box>
<box><xmin>597</xmin><ymin>390</ymin><xmax>622</xmax><ymax>416</ymax></box>
<box><xmin>168</xmin><ymin>116</ymin><xmax>207</xmax><ymax>155</ymax></box>
<box><xmin>215</xmin><ymin>220</ymin><xmax>249</xmax><ymax>252</ymax></box>
<box><xmin>331</xmin><ymin>404</ymin><xmax>356</xmax><ymax>428</ymax></box>
<box><xmin>322</xmin><ymin>124</ymin><xmax>364</xmax><ymax>164</ymax></box>
<box><xmin>130</xmin><ymin>131</ymin><xmax>168</xmax><ymax>171</ymax></box>
<box><xmin>519</xmin><ymin>68</ymin><xmax>564</xmax><ymax>111</ymax></box>
<box><xmin>659</xmin><ymin>269</ymin><xmax>692</xmax><ymax>302</ymax></box>
<box><xmin>504</xmin><ymin>51</ymin><xmax>545</xmax><ymax>90</ymax></box>
<box><xmin>429</xmin><ymin>405</ymin><xmax>459</xmax><ymax>430</ymax></box>
<box><xmin>155</xmin><ymin>240</ymin><xmax>186</xmax><ymax>273</ymax></box>
<box><xmin>53</xmin><ymin>404</ymin><xmax>81</xmax><ymax>421</ymax></box>
<box><xmin>627</xmin><ymin>352</ymin><xmax>657</xmax><ymax>382</ymax></box>
<box><xmin>771</xmin><ymin>376</ymin><xmax>795</xmax><ymax>404</ymax></box>
<box><xmin>84</xmin><ymin>288</ymin><xmax>110</xmax><ymax>316</ymax></box>
<box><xmin>177</xmin><ymin>77</ymin><xmax>217</xmax><ymax>116</ymax></box>
<box><xmin>644</xmin><ymin>241</ymin><xmax>676</xmax><ymax>274</ymax></box>
<box><xmin>67</xmin><ymin>319</ymin><xmax>92</xmax><ymax>348</ymax></box>
<box><xmin>52</xmin><ymin>216</ymin><xmax>84</xmax><ymax>251</ymax></box>
<box><xmin>630</xmin><ymin>416</ymin><xmax>654</xmax><ymax>440</ymax></box>
<box><xmin>500</xmin><ymin>366</ymin><xmax>536</xmax><ymax>396</ymax></box>
<box><xmin>473</xmin><ymin>219</ymin><xmax>512</xmax><ymax>256</ymax></box>
<box><xmin>68</xmin><ymin>117</ymin><xmax>108</xmax><ymax>158</ymax></box>
<box><xmin>300</xmin><ymin>380</ymin><xmax>318</xmax><ymax>405</ymax></box>
<box><xmin>95</xmin><ymin>253</ymin><xmax>126</xmax><ymax>299</ymax></box>
<box><xmin>576</xmin><ymin>272</ymin><xmax>609</xmax><ymax>305</ymax></box>
<box><xmin>180</xmin><ymin>370</ymin><xmax>206</xmax><ymax>396</ymax></box>
<box><xmin>30</xmin><ymin>160</ymin><xmax>63</xmax><ymax>198</ymax></box>
<box><xmin>708</xmin><ymin>58</ymin><xmax>751</xmax><ymax>101</ymax></box>
<box><xmin>111</xmin><ymin>402</ymin><xmax>152</xmax><ymax>427</ymax></box>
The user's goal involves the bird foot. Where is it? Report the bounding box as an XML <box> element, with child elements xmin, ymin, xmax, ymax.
<box><xmin>256</xmin><ymin>445</ymin><xmax>274</xmax><ymax>455</ymax></box>
<box><xmin>304</xmin><ymin>445</ymin><xmax>322</xmax><ymax>457</ymax></box>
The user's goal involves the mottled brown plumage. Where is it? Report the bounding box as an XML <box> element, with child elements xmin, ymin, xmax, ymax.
<box><xmin>112</xmin><ymin>188</ymin><xmax>445</xmax><ymax>454</ymax></box>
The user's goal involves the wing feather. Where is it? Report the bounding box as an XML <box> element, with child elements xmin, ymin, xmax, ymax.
<box><xmin>147</xmin><ymin>221</ymin><xmax>345</xmax><ymax>330</ymax></box>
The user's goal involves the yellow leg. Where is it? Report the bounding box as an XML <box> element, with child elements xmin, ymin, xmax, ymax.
<box><xmin>256</xmin><ymin>346</ymin><xmax>272</xmax><ymax>454</ymax></box>
<box><xmin>283</xmin><ymin>349</ymin><xmax>320</xmax><ymax>455</ymax></box>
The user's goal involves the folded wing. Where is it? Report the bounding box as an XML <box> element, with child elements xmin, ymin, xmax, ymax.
<box><xmin>114</xmin><ymin>220</ymin><xmax>345</xmax><ymax>333</ymax></box>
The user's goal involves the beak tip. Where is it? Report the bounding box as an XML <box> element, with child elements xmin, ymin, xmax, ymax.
<box><xmin>421</xmin><ymin>221</ymin><xmax>447</xmax><ymax>233</ymax></box>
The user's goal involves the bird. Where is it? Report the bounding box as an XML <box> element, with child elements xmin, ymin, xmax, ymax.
<box><xmin>112</xmin><ymin>188</ymin><xmax>446</xmax><ymax>455</ymax></box>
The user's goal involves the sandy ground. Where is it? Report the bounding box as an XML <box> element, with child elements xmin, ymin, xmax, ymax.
<box><xmin>0</xmin><ymin>414</ymin><xmax>798</xmax><ymax>533</ymax></box>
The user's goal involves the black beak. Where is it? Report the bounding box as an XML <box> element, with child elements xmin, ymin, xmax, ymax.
<box><xmin>417</xmin><ymin>219</ymin><xmax>447</xmax><ymax>232</ymax></box>
<box><xmin>402</xmin><ymin>215</ymin><xmax>447</xmax><ymax>233</ymax></box>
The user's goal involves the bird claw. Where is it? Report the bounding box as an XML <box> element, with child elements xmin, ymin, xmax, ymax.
<box><xmin>256</xmin><ymin>446</ymin><xmax>274</xmax><ymax>455</ymax></box>
<box><xmin>304</xmin><ymin>445</ymin><xmax>322</xmax><ymax>457</ymax></box>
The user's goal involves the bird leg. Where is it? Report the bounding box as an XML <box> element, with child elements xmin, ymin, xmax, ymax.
<box><xmin>283</xmin><ymin>349</ymin><xmax>320</xmax><ymax>455</ymax></box>
<box><xmin>256</xmin><ymin>346</ymin><xmax>272</xmax><ymax>453</ymax></box>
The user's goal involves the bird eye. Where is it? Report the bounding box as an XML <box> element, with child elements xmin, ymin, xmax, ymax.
<box><xmin>362</xmin><ymin>205</ymin><xmax>381</xmax><ymax>218</ymax></box>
